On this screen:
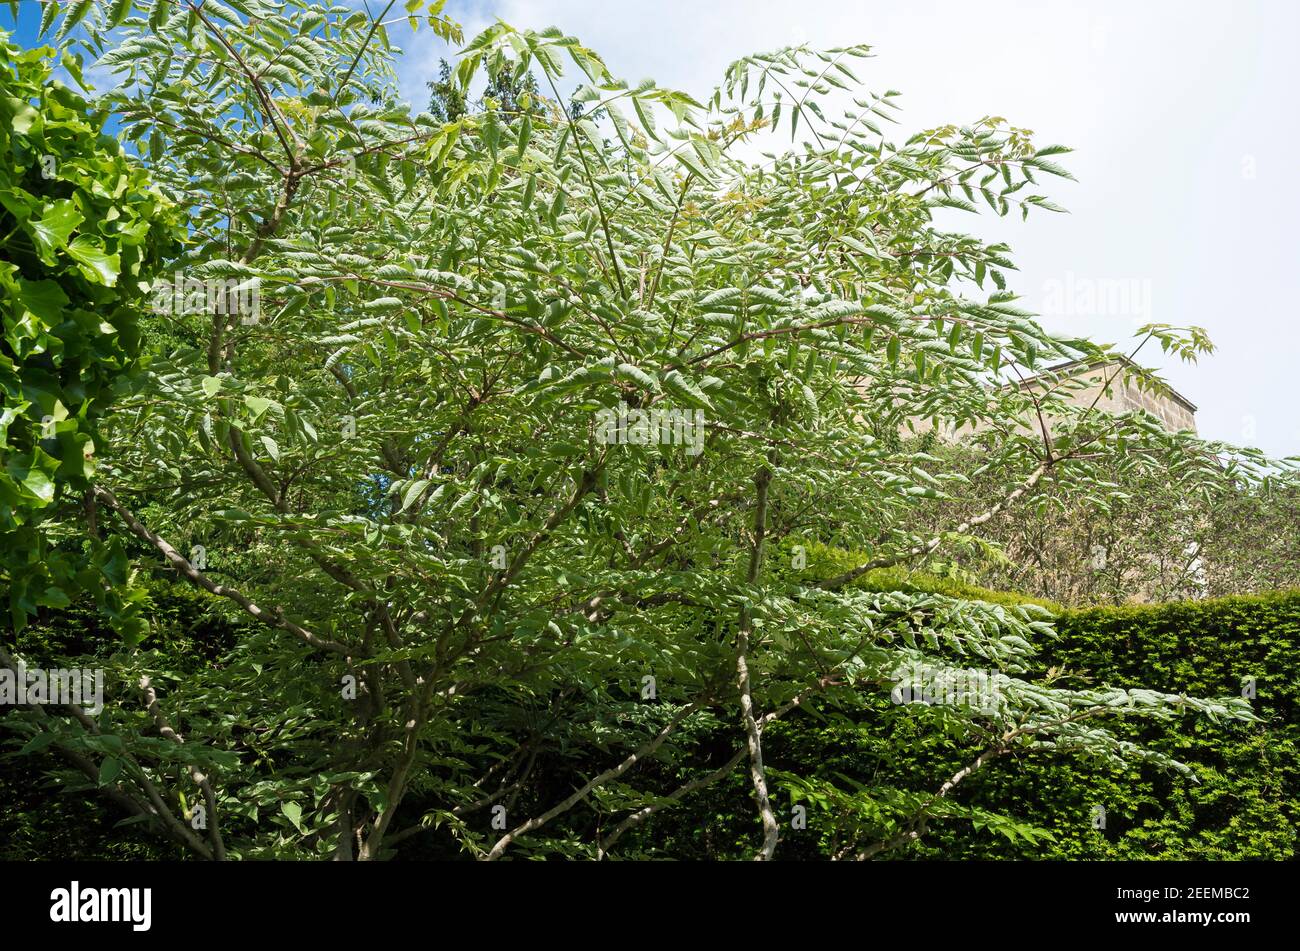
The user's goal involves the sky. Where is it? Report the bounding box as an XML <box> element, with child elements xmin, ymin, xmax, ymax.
<box><xmin>8</xmin><ymin>0</ymin><xmax>1299</xmax><ymax>458</ymax></box>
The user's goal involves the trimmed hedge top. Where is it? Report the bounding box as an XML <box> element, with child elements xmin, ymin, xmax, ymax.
<box><xmin>791</xmin><ymin>538</ymin><xmax>1063</xmax><ymax>611</ymax></box>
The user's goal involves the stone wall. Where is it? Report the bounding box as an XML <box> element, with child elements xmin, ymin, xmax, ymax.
<box><xmin>887</xmin><ymin>358</ymin><xmax>1198</xmax><ymax>441</ymax></box>
<box><xmin>1038</xmin><ymin>363</ymin><xmax>1197</xmax><ymax>434</ymax></box>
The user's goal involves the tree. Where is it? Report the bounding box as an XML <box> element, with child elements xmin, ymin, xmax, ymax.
<box><xmin>429</xmin><ymin>54</ymin><xmax>592</xmax><ymax>123</ymax></box>
<box><xmin>3</xmin><ymin>0</ymin><xmax>1288</xmax><ymax>862</ymax></box>
<box><xmin>900</xmin><ymin>410</ymin><xmax>1300</xmax><ymax>606</ymax></box>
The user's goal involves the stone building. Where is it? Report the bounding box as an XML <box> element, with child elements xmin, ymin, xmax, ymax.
<box><xmin>1018</xmin><ymin>355</ymin><xmax>1198</xmax><ymax>434</ymax></box>
<box><xmin>899</xmin><ymin>355</ymin><xmax>1198</xmax><ymax>441</ymax></box>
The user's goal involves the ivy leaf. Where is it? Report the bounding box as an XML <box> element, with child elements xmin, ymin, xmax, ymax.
<box><xmin>29</xmin><ymin>201</ymin><xmax>84</xmax><ymax>260</ymax></box>
<box><xmin>66</xmin><ymin>236</ymin><xmax>121</xmax><ymax>286</ymax></box>
<box><xmin>15</xmin><ymin>280</ymin><xmax>70</xmax><ymax>324</ymax></box>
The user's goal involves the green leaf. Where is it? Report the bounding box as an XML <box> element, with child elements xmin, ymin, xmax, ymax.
<box><xmin>15</xmin><ymin>279</ymin><xmax>70</xmax><ymax>324</ymax></box>
<box><xmin>675</xmin><ymin>147</ymin><xmax>710</xmax><ymax>181</ymax></box>
<box><xmin>661</xmin><ymin>369</ymin><xmax>713</xmax><ymax>409</ymax></box>
<box><xmin>55</xmin><ymin>0</ymin><xmax>93</xmax><ymax>44</ymax></box>
<box><xmin>28</xmin><ymin>201</ymin><xmax>84</xmax><ymax>260</ymax></box>
<box><xmin>281</xmin><ymin>801</ymin><xmax>306</xmax><ymax>832</ymax></box>
<box><xmin>108</xmin><ymin>0</ymin><xmax>134</xmax><ymax>29</ymax></box>
<box><xmin>6</xmin><ymin>98</ymin><xmax>37</xmax><ymax>134</ymax></box>
<box><xmin>66</xmin><ymin>237</ymin><xmax>120</xmax><ymax>286</ymax></box>
<box><xmin>19</xmin><ymin>732</ymin><xmax>58</xmax><ymax>755</ymax></box>
<box><xmin>99</xmin><ymin>756</ymin><xmax>123</xmax><ymax>786</ymax></box>
<box><xmin>515</xmin><ymin>114</ymin><xmax>532</xmax><ymax>159</ymax></box>
<box><xmin>244</xmin><ymin>395</ymin><xmax>273</xmax><ymax>420</ymax></box>
<box><xmin>401</xmin><ymin>479</ymin><xmax>430</xmax><ymax>513</ymax></box>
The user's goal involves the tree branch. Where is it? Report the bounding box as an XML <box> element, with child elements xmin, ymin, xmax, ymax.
<box><xmin>737</xmin><ymin>463</ymin><xmax>779</xmax><ymax>860</ymax></box>
<box><xmin>139</xmin><ymin>675</ymin><xmax>227</xmax><ymax>860</ymax></box>
<box><xmin>93</xmin><ymin>486</ymin><xmax>357</xmax><ymax>657</ymax></box>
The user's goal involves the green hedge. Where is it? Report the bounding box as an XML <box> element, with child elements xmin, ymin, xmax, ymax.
<box><xmin>792</xmin><ymin>539</ymin><xmax>1062</xmax><ymax>611</ymax></box>
<box><xmin>622</xmin><ymin>588</ymin><xmax>1299</xmax><ymax>859</ymax></box>
<box><xmin>1022</xmin><ymin>592</ymin><xmax>1298</xmax><ymax>859</ymax></box>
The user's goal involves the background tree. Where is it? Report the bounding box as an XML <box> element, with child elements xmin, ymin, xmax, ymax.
<box><xmin>429</xmin><ymin>53</ymin><xmax>593</xmax><ymax>122</ymax></box>
<box><xmin>903</xmin><ymin>434</ymin><xmax>1300</xmax><ymax>605</ymax></box>
<box><xmin>426</xmin><ymin>59</ymin><xmax>468</xmax><ymax>122</ymax></box>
